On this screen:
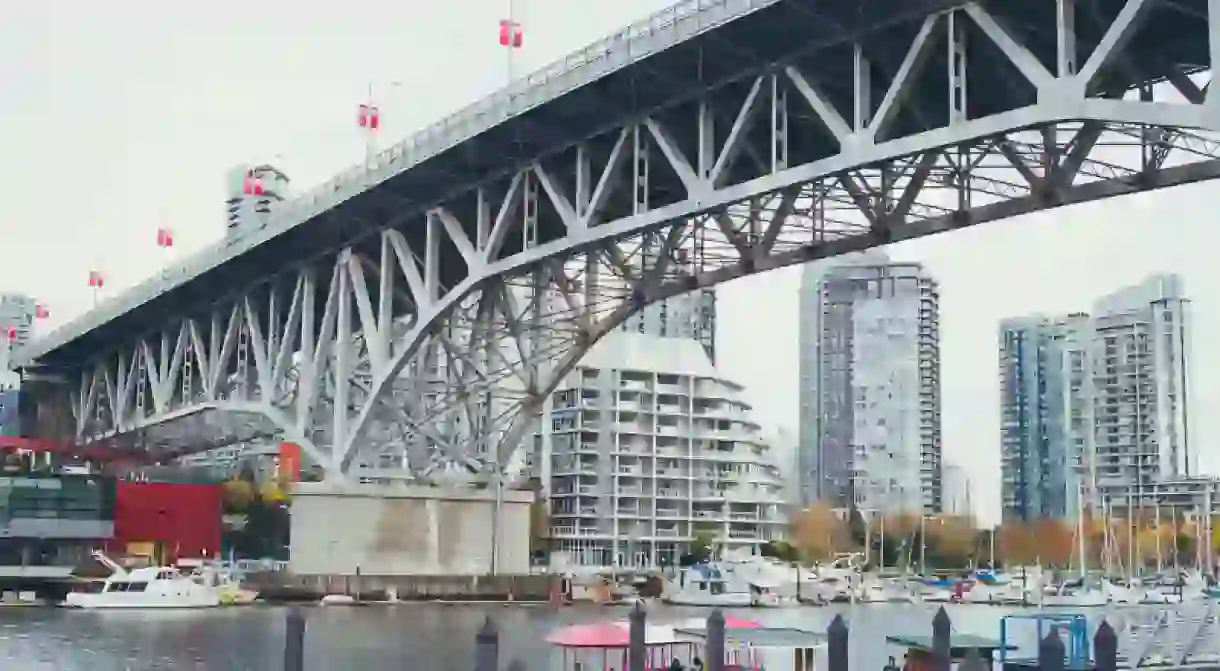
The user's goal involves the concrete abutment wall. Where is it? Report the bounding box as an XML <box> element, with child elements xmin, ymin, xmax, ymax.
<box><xmin>289</xmin><ymin>482</ymin><xmax>533</xmax><ymax>577</ymax></box>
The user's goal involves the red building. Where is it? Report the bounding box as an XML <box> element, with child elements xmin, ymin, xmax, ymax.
<box><xmin>106</xmin><ymin>481</ymin><xmax>222</xmax><ymax>564</ymax></box>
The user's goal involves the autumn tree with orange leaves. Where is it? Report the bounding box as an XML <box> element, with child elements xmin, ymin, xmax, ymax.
<box><xmin>997</xmin><ymin>522</ymin><xmax>1037</xmax><ymax>566</ymax></box>
<box><xmin>791</xmin><ymin>503</ymin><xmax>849</xmax><ymax>562</ymax></box>
<box><xmin>925</xmin><ymin>515</ymin><xmax>977</xmax><ymax>565</ymax></box>
<box><xmin>1031</xmin><ymin>518</ymin><xmax>1075</xmax><ymax>567</ymax></box>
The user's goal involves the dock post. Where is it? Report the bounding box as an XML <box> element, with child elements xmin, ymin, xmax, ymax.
<box><xmin>475</xmin><ymin>615</ymin><xmax>499</xmax><ymax>671</ymax></box>
<box><xmin>1038</xmin><ymin>627</ymin><xmax>1065</xmax><ymax>671</ymax></box>
<box><xmin>931</xmin><ymin>607</ymin><xmax>951</xmax><ymax>671</ymax></box>
<box><xmin>826</xmin><ymin>614</ymin><xmax>848</xmax><ymax>671</ymax></box>
<box><xmin>959</xmin><ymin>648</ymin><xmax>988</xmax><ymax>671</ymax></box>
<box><xmin>705</xmin><ymin>609</ymin><xmax>726</xmax><ymax>671</ymax></box>
<box><xmin>283</xmin><ymin>607</ymin><xmax>305</xmax><ymax>671</ymax></box>
<box><xmin>628</xmin><ymin>600</ymin><xmax>647</xmax><ymax>671</ymax></box>
<box><xmin>1094</xmin><ymin>621</ymin><xmax>1117</xmax><ymax>671</ymax></box>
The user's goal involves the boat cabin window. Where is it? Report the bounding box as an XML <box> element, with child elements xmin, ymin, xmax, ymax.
<box><xmin>156</xmin><ymin>571</ymin><xmax>176</xmax><ymax>580</ymax></box>
<box><xmin>104</xmin><ymin>581</ymin><xmax>149</xmax><ymax>592</ymax></box>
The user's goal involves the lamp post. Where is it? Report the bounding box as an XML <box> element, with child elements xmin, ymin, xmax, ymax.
<box><xmin>357</xmin><ymin>80</ymin><xmax>403</xmax><ymax>169</ymax></box>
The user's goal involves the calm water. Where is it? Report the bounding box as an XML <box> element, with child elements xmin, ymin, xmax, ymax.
<box><xmin>0</xmin><ymin>602</ymin><xmax>1187</xmax><ymax>670</ymax></box>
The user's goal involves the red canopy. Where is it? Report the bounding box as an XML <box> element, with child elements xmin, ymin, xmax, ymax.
<box><xmin>548</xmin><ymin>617</ymin><xmax>761</xmax><ymax>649</ymax></box>
<box><xmin>549</xmin><ymin>623</ymin><xmax>625</xmax><ymax>648</ymax></box>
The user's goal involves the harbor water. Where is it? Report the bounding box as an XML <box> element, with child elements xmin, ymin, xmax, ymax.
<box><xmin>1</xmin><ymin>602</ymin><xmax>1212</xmax><ymax>670</ymax></box>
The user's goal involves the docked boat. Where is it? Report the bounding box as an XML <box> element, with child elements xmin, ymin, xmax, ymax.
<box><xmin>1038</xmin><ymin>577</ymin><xmax>1108</xmax><ymax>608</ymax></box>
<box><xmin>63</xmin><ymin>552</ymin><xmax>221</xmax><ymax>609</ymax></box>
<box><xmin>662</xmin><ymin>564</ymin><xmax>754</xmax><ymax>607</ymax></box>
<box><xmin>961</xmin><ymin>578</ymin><xmax>1028</xmax><ymax>605</ymax></box>
<box><xmin>859</xmin><ymin>576</ymin><xmax>920</xmax><ymax>603</ymax></box>
<box><xmin>1140</xmin><ymin>571</ymin><xmax>1209</xmax><ymax>605</ymax></box>
<box><xmin>547</xmin><ymin>615</ymin><xmax>825</xmax><ymax>671</ymax></box>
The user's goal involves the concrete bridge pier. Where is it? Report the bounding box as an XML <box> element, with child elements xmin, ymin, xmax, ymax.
<box><xmin>288</xmin><ymin>482</ymin><xmax>534</xmax><ymax>578</ymax></box>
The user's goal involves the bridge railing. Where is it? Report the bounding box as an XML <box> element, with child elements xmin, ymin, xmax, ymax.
<box><xmin>24</xmin><ymin>0</ymin><xmax>780</xmax><ymax>363</ymax></box>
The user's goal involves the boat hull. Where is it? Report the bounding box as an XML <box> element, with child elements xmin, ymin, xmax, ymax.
<box><xmin>63</xmin><ymin>593</ymin><xmax>220</xmax><ymax>609</ymax></box>
<box><xmin>662</xmin><ymin>593</ymin><xmax>754</xmax><ymax>607</ymax></box>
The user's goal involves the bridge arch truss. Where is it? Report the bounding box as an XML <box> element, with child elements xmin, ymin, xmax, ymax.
<box><xmin>53</xmin><ymin>0</ymin><xmax>1220</xmax><ymax>481</ymax></box>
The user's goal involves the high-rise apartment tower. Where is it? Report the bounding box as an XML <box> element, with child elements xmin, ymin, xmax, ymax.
<box><xmin>998</xmin><ymin>274</ymin><xmax>1193</xmax><ymax>520</ymax></box>
<box><xmin>798</xmin><ymin>251</ymin><xmax>943</xmax><ymax>515</ymax></box>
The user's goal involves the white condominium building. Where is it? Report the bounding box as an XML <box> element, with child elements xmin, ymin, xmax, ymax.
<box><xmin>534</xmin><ymin>331</ymin><xmax>785</xmax><ymax>569</ymax></box>
<box><xmin>1091</xmin><ymin>274</ymin><xmax>1194</xmax><ymax>498</ymax></box>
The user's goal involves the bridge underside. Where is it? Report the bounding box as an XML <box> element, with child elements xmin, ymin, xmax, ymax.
<box><xmin>97</xmin><ymin>406</ymin><xmax>277</xmax><ymax>457</ymax></box>
<box><xmin>25</xmin><ymin>0</ymin><xmax>1220</xmax><ymax>482</ymax></box>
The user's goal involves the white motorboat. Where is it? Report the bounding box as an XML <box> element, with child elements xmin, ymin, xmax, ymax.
<box><xmin>662</xmin><ymin>564</ymin><xmax>754</xmax><ymax>607</ymax></box>
<box><xmin>962</xmin><ymin>580</ymin><xmax>1028</xmax><ymax>605</ymax></box>
<box><xmin>859</xmin><ymin>576</ymin><xmax>920</xmax><ymax>603</ymax></box>
<box><xmin>717</xmin><ymin>553</ymin><xmax>801</xmax><ymax>607</ymax></box>
<box><xmin>63</xmin><ymin>551</ymin><xmax>221</xmax><ymax>609</ymax></box>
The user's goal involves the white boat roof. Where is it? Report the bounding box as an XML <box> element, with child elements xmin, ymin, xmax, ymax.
<box><xmin>118</xmin><ymin>566</ymin><xmax>179</xmax><ymax>581</ymax></box>
<box><xmin>676</xmin><ymin>627</ymin><xmax>828</xmax><ymax>649</ymax></box>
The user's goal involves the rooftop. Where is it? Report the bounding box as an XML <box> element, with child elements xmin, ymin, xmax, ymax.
<box><xmin>576</xmin><ymin>332</ymin><xmax>726</xmax><ymax>383</ymax></box>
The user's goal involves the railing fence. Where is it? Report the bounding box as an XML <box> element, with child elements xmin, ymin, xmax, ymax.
<box><xmin>280</xmin><ymin>603</ymin><xmax>1123</xmax><ymax>671</ymax></box>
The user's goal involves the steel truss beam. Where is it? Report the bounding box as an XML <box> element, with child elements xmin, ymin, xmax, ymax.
<box><xmin>61</xmin><ymin>0</ymin><xmax>1220</xmax><ymax>482</ymax></box>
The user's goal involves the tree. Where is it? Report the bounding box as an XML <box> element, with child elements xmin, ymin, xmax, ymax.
<box><xmin>926</xmin><ymin>515</ymin><xmax>976</xmax><ymax>567</ymax></box>
<box><xmin>884</xmin><ymin>513</ymin><xmax>920</xmax><ymax>538</ymax></box>
<box><xmin>1174</xmin><ymin>531</ymin><xmax>1196</xmax><ymax>565</ymax></box>
<box><xmin>259</xmin><ymin>474</ymin><xmax>291</xmax><ymax>504</ymax></box>
<box><xmin>1081</xmin><ymin>514</ymin><xmax>1109</xmax><ymax>567</ymax></box>
<box><xmin>689</xmin><ymin>529</ymin><xmax>717</xmax><ymax>562</ymax></box>
<box><xmin>881</xmin><ymin>513</ymin><xmax>920</xmax><ymax>567</ymax></box>
<box><xmin>1030</xmin><ymin>519</ymin><xmax>1074</xmax><ymax>568</ymax></box>
<box><xmin>1135</xmin><ymin>525</ymin><xmax>1164</xmax><ymax>566</ymax></box>
<box><xmin>997</xmin><ymin>522</ymin><xmax>1037</xmax><ymax>566</ymax></box>
<box><xmin>790</xmin><ymin>504</ymin><xmax>848</xmax><ymax>563</ymax></box>
<box><xmin>760</xmin><ymin>540</ymin><xmax>799</xmax><ymax>562</ymax></box>
<box><xmin>242</xmin><ymin>496</ymin><xmax>290</xmax><ymax>560</ymax></box>
<box><xmin>847</xmin><ymin>507</ymin><xmax>868</xmax><ymax>547</ymax></box>
<box><xmin>221</xmin><ymin>478</ymin><xmax>257</xmax><ymax>514</ymax></box>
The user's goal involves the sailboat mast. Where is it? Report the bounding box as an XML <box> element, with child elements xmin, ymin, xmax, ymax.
<box><xmin>1205</xmin><ymin>485</ymin><xmax>1214</xmax><ymax>574</ymax></box>
<box><xmin>1170</xmin><ymin>506</ymin><xmax>1178</xmax><ymax>573</ymax></box>
<box><xmin>879</xmin><ymin>515</ymin><xmax>886</xmax><ymax>571</ymax></box>
<box><xmin>1155</xmin><ymin>495</ymin><xmax>1163</xmax><ymax>574</ymax></box>
<box><xmin>919</xmin><ymin>515</ymin><xmax>927</xmax><ymax>576</ymax></box>
<box><xmin>1127</xmin><ymin>490</ymin><xmax>1135</xmax><ymax>580</ymax></box>
<box><xmin>1076</xmin><ymin>483</ymin><xmax>1087</xmax><ymax>577</ymax></box>
<box><xmin>864</xmin><ymin>511</ymin><xmax>872</xmax><ymax>567</ymax></box>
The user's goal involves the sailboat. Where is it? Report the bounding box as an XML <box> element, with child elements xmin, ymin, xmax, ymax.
<box><xmin>1042</xmin><ymin>485</ymin><xmax>1107</xmax><ymax>607</ymax></box>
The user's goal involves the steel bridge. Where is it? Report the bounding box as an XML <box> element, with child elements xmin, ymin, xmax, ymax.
<box><xmin>15</xmin><ymin>0</ymin><xmax>1220</xmax><ymax>483</ymax></box>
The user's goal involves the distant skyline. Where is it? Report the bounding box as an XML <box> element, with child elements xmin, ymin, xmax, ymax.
<box><xmin>4</xmin><ymin>0</ymin><xmax>1218</xmax><ymax>526</ymax></box>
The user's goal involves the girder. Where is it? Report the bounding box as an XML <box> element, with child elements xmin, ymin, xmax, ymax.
<box><xmin>30</xmin><ymin>0</ymin><xmax>1220</xmax><ymax>482</ymax></box>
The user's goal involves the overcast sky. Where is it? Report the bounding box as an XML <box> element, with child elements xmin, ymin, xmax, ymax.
<box><xmin>2</xmin><ymin>1</ymin><xmax>1212</xmax><ymax>523</ymax></box>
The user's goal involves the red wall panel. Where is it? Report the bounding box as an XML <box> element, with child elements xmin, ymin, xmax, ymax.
<box><xmin>106</xmin><ymin>482</ymin><xmax>222</xmax><ymax>561</ymax></box>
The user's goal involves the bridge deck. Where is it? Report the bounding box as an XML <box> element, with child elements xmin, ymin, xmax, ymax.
<box><xmin>22</xmin><ymin>0</ymin><xmax>1209</xmax><ymax>367</ymax></box>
